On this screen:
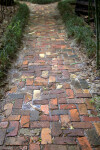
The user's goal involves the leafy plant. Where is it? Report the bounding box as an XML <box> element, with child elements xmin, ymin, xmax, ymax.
<box><xmin>20</xmin><ymin>0</ymin><xmax>61</xmax><ymax>4</ymax></box>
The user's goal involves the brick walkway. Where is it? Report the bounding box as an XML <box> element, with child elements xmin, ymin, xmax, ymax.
<box><xmin>0</xmin><ymin>2</ymin><xmax>100</xmax><ymax>150</ymax></box>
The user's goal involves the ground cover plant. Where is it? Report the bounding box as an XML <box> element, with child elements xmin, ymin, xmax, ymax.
<box><xmin>58</xmin><ymin>0</ymin><xmax>96</xmax><ymax>58</ymax></box>
<box><xmin>0</xmin><ymin>2</ymin><xmax>29</xmax><ymax>82</ymax></box>
<box><xmin>20</xmin><ymin>0</ymin><xmax>61</xmax><ymax>4</ymax></box>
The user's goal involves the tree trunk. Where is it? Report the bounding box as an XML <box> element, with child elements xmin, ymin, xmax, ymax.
<box><xmin>0</xmin><ymin>0</ymin><xmax>14</xmax><ymax>6</ymax></box>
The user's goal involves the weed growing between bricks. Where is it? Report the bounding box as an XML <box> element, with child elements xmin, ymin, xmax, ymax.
<box><xmin>58</xmin><ymin>0</ymin><xmax>96</xmax><ymax>58</ymax></box>
<box><xmin>0</xmin><ymin>3</ymin><xmax>29</xmax><ymax>82</ymax></box>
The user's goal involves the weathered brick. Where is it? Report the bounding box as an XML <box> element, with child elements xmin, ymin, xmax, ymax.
<box><xmin>26</xmin><ymin>79</ymin><xmax>34</xmax><ymax>86</ymax></box>
<box><xmin>3</xmin><ymin>115</ymin><xmax>21</xmax><ymax>121</ymax></box>
<box><xmin>44</xmin><ymin>145</ymin><xmax>67</xmax><ymax>150</ymax></box>
<box><xmin>41</xmin><ymin>105</ymin><xmax>49</xmax><ymax>114</ymax></box>
<box><xmin>49</xmin><ymin>98</ymin><xmax>58</xmax><ymax>109</ymax></box>
<box><xmin>20</xmin><ymin>116</ymin><xmax>30</xmax><ymax>128</ymax></box>
<box><xmin>40</xmin><ymin>115</ymin><xmax>59</xmax><ymax>121</ymax></box>
<box><xmin>33</xmin><ymin>100</ymin><xmax>49</xmax><ymax>105</ymax></box>
<box><xmin>54</xmin><ymin>137</ymin><xmax>76</xmax><ymax>145</ymax></box>
<box><xmin>29</xmin><ymin>144</ymin><xmax>40</xmax><ymax>150</ymax></box>
<box><xmin>49</xmin><ymin>76</ymin><xmax>56</xmax><ymax>82</ymax></box>
<box><xmin>85</xmin><ymin>99</ymin><xmax>95</xmax><ymax>110</ymax></box>
<box><xmin>24</xmin><ymin>93</ymin><xmax>32</xmax><ymax>103</ymax></box>
<box><xmin>72</xmin><ymin>122</ymin><xmax>93</xmax><ymax>129</ymax></box>
<box><xmin>82</xmin><ymin>116</ymin><xmax>100</xmax><ymax>122</ymax></box>
<box><xmin>13</xmin><ymin>99</ymin><xmax>23</xmax><ymax>109</ymax></box>
<box><xmin>69</xmin><ymin>109</ymin><xmax>80</xmax><ymax>121</ymax></box>
<box><xmin>7</xmin><ymin>121</ymin><xmax>19</xmax><ymax>137</ymax></box>
<box><xmin>30</xmin><ymin>110</ymin><xmax>39</xmax><ymax>121</ymax></box>
<box><xmin>67</xmin><ymin>98</ymin><xmax>84</xmax><ymax>104</ymax></box>
<box><xmin>34</xmin><ymin>77</ymin><xmax>48</xmax><ymax>86</ymax></box>
<box><xmin>77</xmin><ymin>137</ymin><xmax>92</xmax><ymax>150</ymax></box>
<box><xmin>8</xmin><ymin>94</ymin><xmax>24</xmax><ymax>99</ymax></box>
<box><xmin>78</xmin><ymin>104</ymin><xmax>88</xmax><ymax>115</ymax></box>
<box><xmin>0</xmin><ymin>129</ymin><xmax>6</xmax><ymax>145</ymax></box>
<box><xmin>5</xmin><ymin>137</ymin><xmax>29</xmax><ymax>146</ymax></box>
<box><xmin>63</xmin><ymin>83</ymin><xmax>70</xmax><ymax>89</ymax></box>
<box><xmin>66</xmin><ymin>89</ymin><xmax>74</xmax><ymax>99</ymax></box>
<box><xmin>51</xmin><ymin>122</ymin><xmax>62</xmax><ymax>136</ymax></box>
<box><xmin>60</xmin><ymin>115</ymin><xmax>70</xmax><ymax>126</ymax></box>
<box><xmin>94</xmin><ymin>122</ymin><xmax>100</xmax><ymax>136</ymax></box>
<box><xmin>58</xmin><ymin>98</ymin><xmax>67</xmax><ymax>104</ymax></box>
<box><xmin>63</xmin><ymin>129</ymin><xmax>84</xmax><ymax>137</ymax></box>
<box><xmin>60</xmin><ymin>104</ymin><xmax>76</xmax><ymax>109</ymax></box>
<box><xmin>86</xmin><ymin>128</ymin><xmax>100</xmax><ymax>146</ymax></box>
<box><xmin>4</xmin><ymin>103</ymin><xmax>13</xmax><ymax>116</ymax></box>
<box><xmin>30</xmin><ymin>121</ymin><xmax>50</xmax><ymax>128</ymax></box>
<box><xmin>51</xmin><ymin>110</ymin><xmax>68</xmax><ymax>115</ymax></box>
<box><xmin>41</xmin><ymin>128</ymin><xmax>52</xmax><ymax>144</ymax></box>
<box><xmin>0</xmin><ymin>122</ymin><xmax>8</xmax><ymax>128</ymax></box>
<box><xmin>76</xmin><ymin>93</ymin><xmax>92</xmax><ymax>98</ymax></box>
<box><xmin>67</xmin><ymin>145</ymin><xmax>80</xmax><ymax>150</ymax></box>
<box><xmin>23</xmin><ymin>60</ymin><xmax>28</xmax><ymax>65</ymax></box>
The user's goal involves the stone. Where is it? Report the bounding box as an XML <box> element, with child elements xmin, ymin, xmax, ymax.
<box><xmin>19</xmin><ymin>128</ymin><xmax>40</xmax><ymax>136</ymax></box>
<box><xmin>39</xmin><ymin>54</ymin><xmax>45</xmax><ymax>58</ymax></box>
<box><xmin>33</xmin><ymin>90</ymin><xmax>41</xmax><ymax>100</ymax></box>
<box><xmin>0</xmin><ymin>129</ymin><xmax>6</xmax><ymax>145</ymax></box>
<box><xmin>8</xmin><ymin>94</ymin><xmax>24</xmax><ymax>99</ymax></box>
<box><xmin>30</xmin><ymin>110</ymin><xmax>39</xmax><ymax>121</ymax></box>
<box><xmin>41</xmin><ymin>71</ymin><xmax>48</xmax><ymax>78</ymax></box>
<box><xmin>41</xmin><ymin>128</ymin><xmax>52</xmax><ymax>144</ymax></box>
<box><xmin>20</xmin><ymin>116</ymin><xmax>30</xmax><ymax>128</ymax></box>
<box><xmin>79</xmin><ymin>79</ymin><xmax>89</xmax><ymax>89</ymax></box>
<box><xmin>4</xmin><ymin>103</ymin><xmax>13</xmax><ymax>116</ymax></box>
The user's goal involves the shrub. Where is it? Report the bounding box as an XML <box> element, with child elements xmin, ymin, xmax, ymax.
<box><xmin>0</xmin><ymin>3</ymin><xmax>29</xmax><ymax>80</ymax></box>
<box><xmin>58</xmin><ymin>0</ymin><xmax>96</xmax><ymax>57</ymax></box>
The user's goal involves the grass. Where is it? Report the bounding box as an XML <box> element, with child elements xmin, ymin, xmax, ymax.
<box><xmin>58</xmin><ymin>0</ymin><xmax>96</xmax><ymax>57</ymax></box>
<box><xmin>0</xmin><ymin>2</ymin><xmax>29</xmax><ymax>81</ymax></box>
<box><xmin>20</xmin><ymin>0</ymin><xmax>61</xmax><ymax>4</ymax></box>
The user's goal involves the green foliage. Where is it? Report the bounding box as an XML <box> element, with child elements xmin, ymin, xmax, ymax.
<box><xmin>58</xmin><ymin>0</ymin><xmax>96</xmax><ymax>57</ymax></box>
<box><xmin>0</xmin><ymin>3</ymin><xmax>29</xmax><ymax>79</ymax></box>
<box><xmin>20</xmin><ymin>0</ymin><xmax>61</xmax><ymax>4</ymax></box>
<box><xmin>91</xmin><ymin>96</ymin><xmax>100</xmax><ymax>116</ymax></box>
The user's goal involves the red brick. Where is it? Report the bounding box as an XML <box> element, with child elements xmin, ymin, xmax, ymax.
<box><xmin>3</xmin><ymin>115</ymin><xmax>21</xmax><ymax>121</ymax></box>
<box><xmin>77</xmin><ymin>137</ymin><xmax>92</xmax><ymax>150</ymax></box>
<box><xmin>5</xmin><ymin>137</ymin><xmax>29</xmax><ymax>146</ymax></box>
<box><xmin>60</xmin><ymin>115</ymin><xmax>70</xmax><ymax>126</ymax></box>
<box><xmin>51</xmin><ymin>122</ymin><xmax>62</xmax><ymax>136</ymax></box>
<box><xmin>41</xmin><ymin>128</ymin><xmax>52</xmax><ymax>144</ymax></box>
<box><xmin>20</xmin><ymin>116</ymin><xmax>30</xmax><ymax>128</ymax></box>
<box><xmin>34</xmin><ymin>77</ymin><xmax>48</xmax><ymax>86</ymax></box>
<box><xmin>62</xmin><ymin>70</ymin><xmax>70</xmax><ymax>79</ymax></box>
<box><xmin>66</xmin><ymin>89</ymin><xmax>74</xmax><ymax>99</ymax></box>
<box><xmin>82</xmin><ymin>116</ymin><xmax>100</xmax><ymax>122</ymax></box>
<box><xmin>23</xmin><ymin>60</ymin><xmax>28</xmax><ymax>65</ymax></box>
<box><xmin>7</xmin><ymin>121</ymin><xmax>19</xmax><ymax>136</ymax></box>
<box><xmin>29</xmin><ymin>144</ymin><xmax>40</xmax><ymax>150</ymax></box>
<box><xmin>40</xmin><ymin>115</ymin><xmax>59</xmax><ymax>121</ymax></box>
<box><xmin>49</xmin><ymin>98</ymin><xmax>58</xmax><ymax>109</ymax></box>
<box><xmin>67</xmin><ymin>98</ymin><xmax>84</xmax><ymax>104</ymax></box>
<box><xmin>44</xmin><ymin>145</ymin><xmax>67</xmax><ymax>150</ymax></box>
<box><xmin>26</xmin><ymin>79</ymin><xmax>34</xmax><ymax>86</ymax></box>
<box><xmin>54</xmin><ymin>137</ymin><xmax>76</xmax><ymax>145</ymax></box>
<box><xmin>30</xmin><ymin>121</ymin><xmax>50</xmax><ymax>128</ymax></box>
<box><xmin>69</xmin><ymin>109</ymin><xmax>80</xmax><ymax>121</ymax></box>
<box><xmin>60</xmin><ymin>104</ymin><xmax>76</xmax><ymax>109</ymax></box>
<box><xmin>63</xmin><ymin>129</ymin><xmax>84</xmax><ymax>137</ymax></box>
<box><xmin>49</xmin><ymin>76</ymin><xmax>56</xmax><ymax>82</ymax></box>
<box><xmin>41</xmin><ymin>105</ymin><xmax>49</xmax><ymax>114</ymax></box>
<box><xmin>34</xmin><ymin>100</ymin><xmax>49</xmax><ymax>105</ymax></box>
<box><xmin>63</xmin><ymin>83</ymin><xmax>70</xmax><ymax>89</ymax></box>
<box><xmin>72</xmin><ymin>122</ymin><xmax>93</xmax><ymax>129</ymax></box>
<box><xmin>58</xmin><ymin>98</ymin><xmax>67</xmax><ymax>104</ymax></box>
<box><xmin>78</xmin><ymin>104</ymin><xmax>88</xmax><ymax>115</ymax></box>
<box><xmin>76</xmin><ymin>93</ymin><xmax>92</xmax><ymax>98</ymax></box>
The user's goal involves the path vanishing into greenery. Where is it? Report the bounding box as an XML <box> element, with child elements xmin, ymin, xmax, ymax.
<box><xmin>0</xmin><ymin>2</ymin><xmax>100</xmax><ymax>150</ymax></box>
